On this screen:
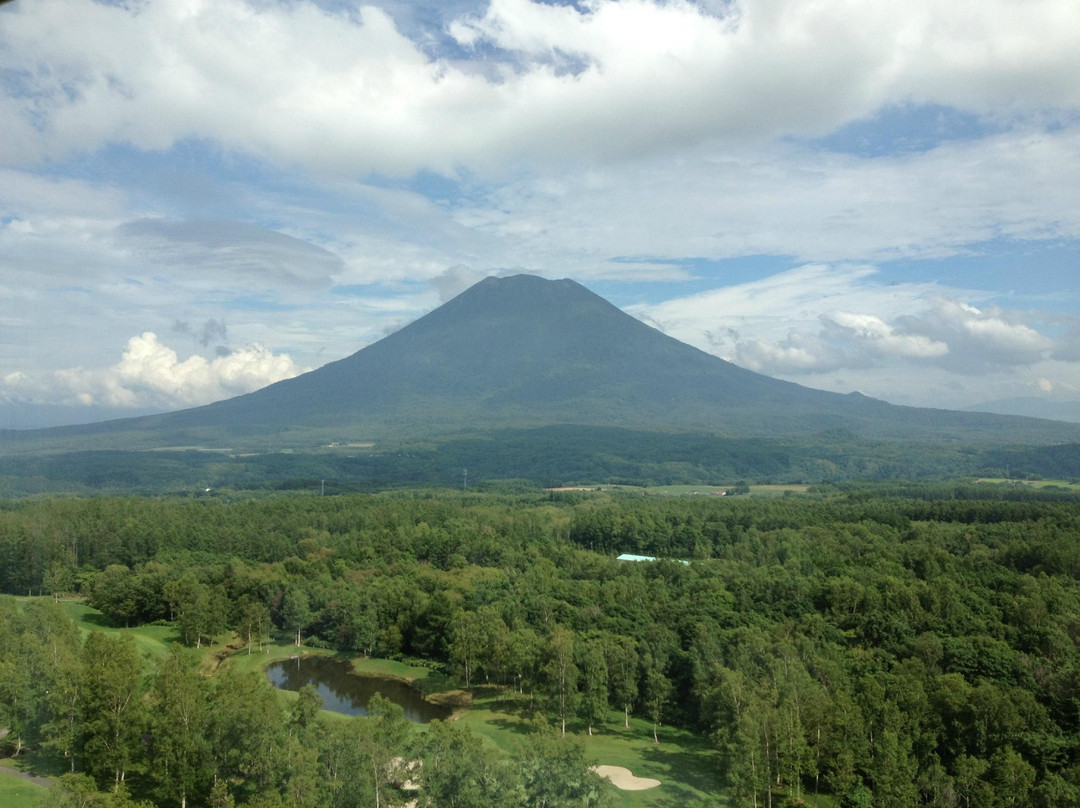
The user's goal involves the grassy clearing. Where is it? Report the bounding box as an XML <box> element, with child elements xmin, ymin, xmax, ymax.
<box><xmin>57</xmin><ymin>600</ymin><xmax>179</xmax><ymax>663</ymax></box>
<box><xmin>641</xmin><ymin>484</ymin><xmax>809</xmax><ymax>498</ymax></box>
<box><xmin>0</xmin><ymin>766</ymin><xmax>48</xmax><ymax>807</ymax></box>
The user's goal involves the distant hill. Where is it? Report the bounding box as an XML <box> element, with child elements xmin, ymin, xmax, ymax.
<box><xmin>5</xmin><ymin>274</ymin><xmax>1080</xmax><ymax>458</ymax></box>
<box><xmin>967</xmin><ymin>397</ymin><xmax>1080</xmax><ymax>424</ymax></box>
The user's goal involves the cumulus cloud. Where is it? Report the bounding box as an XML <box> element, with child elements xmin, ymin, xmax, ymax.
<box><xmin>823</xmin><ymin>312</ymin><xmax>949</xmax><ymax>360</ymax></box>
<box><xmin>631</xmin><ymin>265</ymin><xmax>1063</xmax><ymax>380</ymax></box>
<box><xmin>896</xmin><ymin>299</ymin><xmax>1056</xmax><ymax>373</ymax></box>
<box><xmin>2</xmin><ymin>0</ymin><xmax>1078</xmax><ymax>175</ymax></box>
<box><xmin>2</xmin><ymin>333</ymin><xmax>305</xmax><ymax>410</ymax></box>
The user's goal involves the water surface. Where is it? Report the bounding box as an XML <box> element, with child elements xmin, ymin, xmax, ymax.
<box><xmin>266</xmin><ymin>655</ymin><xmax>450</xmax><ymax>723</ymax></box>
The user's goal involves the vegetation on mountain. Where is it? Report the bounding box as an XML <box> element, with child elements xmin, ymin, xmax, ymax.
<box><xmin>5</xmin><ymin>275</ymin><xmax>1080</xmax><ymax>461</ymax></box>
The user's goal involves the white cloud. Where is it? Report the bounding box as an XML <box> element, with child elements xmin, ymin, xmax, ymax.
<box><xmin>2</xmin><ymin>0</ymin><xmax>1078</xmax><ymax>176</ymax></box>
<box><xmin>2</xmin><ymin>333</ymin><xmax>305</xmax><ymax>410</ymax></box>
<box><xmin>117</xmin><ymin>219</ymin><xmax>343</xmax><ymax>288</ymax></box>
<box><xmin>824</xmin><ymin>311</ymin><xmax>949</xmax><ymax>359</ymax></box>
<box><xmin>632</xmin><ymin>265</ymin><xmax>1063</xmax><ymax>381</ymax></box>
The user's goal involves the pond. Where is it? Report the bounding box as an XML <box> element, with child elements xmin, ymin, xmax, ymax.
<box><xmin>266</xmin><ymin>655</ymin><xmax>451</xmax><ymax>724</ymax></box>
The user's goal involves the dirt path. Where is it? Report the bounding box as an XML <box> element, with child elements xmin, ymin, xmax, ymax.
<box><xmin>0</xmin><ymin>763</ymin><xmax>54</xmax><ymax>789</ymax></box>
<box><xmin>592</xmin><ymin>764</ymin><xmax>661</xmax><ymax>791</ymax></box>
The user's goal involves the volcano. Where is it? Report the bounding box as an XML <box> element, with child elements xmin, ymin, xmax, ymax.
<box><xmin>10</xmin><ymin>274</ymin><xmax>1080</xmax><ymax>451</ymax></box>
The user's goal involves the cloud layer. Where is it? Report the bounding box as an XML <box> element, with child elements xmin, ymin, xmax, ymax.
<box><xmin>3</xmin><ymin>0</ymin><xmax>1079</xmax><ymax>175</ymax></box>
<box><xmin>1</xmin><ymin>0</ymin><xmax>1079</xmax><ymax>420</ymax></box>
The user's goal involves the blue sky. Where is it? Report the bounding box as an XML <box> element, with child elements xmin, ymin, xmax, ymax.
<box><xmin>1</xmin><ymin>0</ymin><xmax>1079</xmax><ymax>427</ymax></box>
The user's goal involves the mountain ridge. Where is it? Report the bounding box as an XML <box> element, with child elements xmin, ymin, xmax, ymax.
<box><xmin>5</xmin><ymin>274</ymin><xmax>1080</xmax><ymax>454</ymax></box>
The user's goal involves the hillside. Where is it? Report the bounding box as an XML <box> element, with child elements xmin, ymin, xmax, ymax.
<box><xmin>5</xmin><ymin>274</ymin><xmax>1080</xmax><ymax>458</ymax></box>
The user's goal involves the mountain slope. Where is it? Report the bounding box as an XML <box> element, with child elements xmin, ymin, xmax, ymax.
<box><xmin>8</xmin><ymin>274</ymin><xmax>1080</xmax><ymax>451</ymax></box>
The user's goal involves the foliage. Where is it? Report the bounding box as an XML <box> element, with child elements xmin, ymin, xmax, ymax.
<box><xmin>5</xmin><ymin>486</ymin><xmax>1080</xmax><ymax>805</ymax></box>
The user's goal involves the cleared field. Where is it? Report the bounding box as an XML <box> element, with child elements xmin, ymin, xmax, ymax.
<box><xmin>643</xmin><ymin>484</ymin><xmax>810</xmax><ymax>497</ymax></box>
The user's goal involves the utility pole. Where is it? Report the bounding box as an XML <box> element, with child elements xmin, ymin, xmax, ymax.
<box><xmin>320</xmin><ymin>479</ymin><xmax>325</xmax><ymax>496</ymax></box>
<box><xmin>462</xmin><ymin>468</ymin><xmax>468</xmax><ymax>490</ymax></box>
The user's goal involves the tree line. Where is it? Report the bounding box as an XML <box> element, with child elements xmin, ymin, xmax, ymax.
<box><xmin>4</xmin><ymin>488</ymin><xmax>1080</xmax><ymax>805</ymax></box>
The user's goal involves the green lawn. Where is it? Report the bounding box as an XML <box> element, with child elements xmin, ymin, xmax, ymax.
<box><xmin>58</xmin><ymin>600</ymin><xmax>180</xmax><ymax>662</ymax></box>
<box><xmin>0</xmin><ymin>766</ymin><xmax>48</xmax><ymax>808</ymax></box>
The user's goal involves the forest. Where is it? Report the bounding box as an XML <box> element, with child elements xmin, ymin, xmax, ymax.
<box><xmin>4</xmin><ymin>483</ymin><xmax>1080</xmax><ymax>806</ymax></box>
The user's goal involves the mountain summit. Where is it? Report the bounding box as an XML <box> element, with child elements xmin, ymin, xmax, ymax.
<box><xmin>156</xmin><ymin>273</ymin><xmax>843</xmax><ymax>438</ymax></box>
<box><xmin>17</xmin><ymin>274</ymin><xmax>1080</xmax><ymax>449</ymax></box>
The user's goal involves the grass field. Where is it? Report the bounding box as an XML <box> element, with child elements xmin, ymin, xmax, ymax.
<box><xmin>0</xmin><ymin>766</ymin><xmax>48</xmax><ymax>808</ymax></box>
<box><xmin>642</xmin><ymin>484</ymin><xmax>810</xmax><ymax>497</ymax></box>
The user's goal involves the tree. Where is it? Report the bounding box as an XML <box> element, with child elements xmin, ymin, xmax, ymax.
<box><xmin>503</xmin><ymin>626</ymin><xmax>542</xmax><ymax>696</ymax></box>
<box><xmin>579</xmin><ymin>636</ymin><xmax>608</xmax><ymax>736</ymax></box>
<box><xmin>516</xmin><ymin>732</ymin><xmax>612</xmax><ymax>808</ymax></box>
<box><xmin>641</xmin><ymin>649</ymin><xmax>671</xmax><ymax>744</ymax></box>
<box><xmin>604</xmin><ymin>635</ymin><xmax>638</xmax><ymax>729</ymax></box>
<box><xmin>356</xmin><ymin>694</ymin><xmax>410</xmax><ymax>808</ymax></box>
<box><xmin>237</xmin><ymin>598</ymin><xmax>271</xmax><ymax>655</ymax></box>
<box><xmin>416</xmin><ymin>720</ymin><xmax>512</xmax><ymax>808</ymax></box>
<box><xmin>151</xmin><ymin>647</ymin><xmax>210</xmax><ymax>808</ymax></box>
<box><xmin>282</xmin><ymin>589</ymin><xmax>312</xmax><ymax>647</ymax></box>
<box><xmin>543</xmin><ymin>626</ymin><xmax>579</xmax><ymax>738</ymax></box>
<box><xmin>991</xmin><ymin>746</ymin><xmax>1035</xmax><ymax>808</ymax></box>
<box><xmin>80</xmin><ymin>632</ymin><xmax>146</xmax><ymax>791</ymax></box>
<box><xmin>288</xmin><ymin>684</ymin><xmax>322</xmax><ymax>744</ymax></box>
<box><xmin>449</xmin><ymin>609</ymin><xmax>485</xmax><ymax>688</ymax></box>
<box><xmin>207</xmin><ymin>668</ymin><xmax>285</xmax><ymax>796</ymax></box>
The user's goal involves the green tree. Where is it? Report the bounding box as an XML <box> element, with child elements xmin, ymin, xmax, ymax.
<box><xmin>282</xmin><ymin>589</ymin><xmax>312</xmax><ymax>647</ymax></box>
<box><xmin>416</xmin><ymin>720</ymin><xmax>512</xmax><ymax>808</ymax></box>
<box><xmin>641</xmin><ymin>649</ymin><xmax>671</xmax><ymax>744</ymax></box>
<box><xmin>151</xmin><ymin>647</ymin><xmax>210</xmax><ymax>808</ymax></box>
<box><xmin>991</xmin><ymin>746</ymin><xmax>1035</xmax><ymax>808</ymax></box>
<box><xmin>449</xmin><ymin>609</ymin><xmax>485</xmax><ymax>688</ymax></box>
<box><xmin>543</xmin><ymin>625</ymin><xmax>579</xmax><ymax>738</ymax></box>
<box><xmin>605</xmin><ymin>634</ymin><xmax>638</xmax><ymax>729</ymax></box>
<box><xmin>357</xmin><ymin>694</ymin><xmax>410</xmax><ymax>808</ymax></box>
<box><xmin>579</xmin><ymin>636</ymin><xmax>608</xmax><ymax>736</ymax></box>
<box><xmin>516</xmin><ymin>732</ymin><xmax>612</xmax><ymax>808</ymax></box>
<box><xmin>80</xmin><ymin>632</ymin><xmax>146</xmax><ymax>791</ymax></box>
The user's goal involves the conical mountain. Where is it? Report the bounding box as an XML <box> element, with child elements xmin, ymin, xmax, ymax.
<box><xmin>165</xmin><ymin>274</ymin><xmax>826</xmax><ymax>433</ymax></box>
<box><xmin>15</xmin><ymin>274</ymin><xmax>1080</xmax><ymax>449</ymax></box>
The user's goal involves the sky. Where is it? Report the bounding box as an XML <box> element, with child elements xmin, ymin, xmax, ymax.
<box><xmin>1</xmin><ymin>0</ymin><xmax>1079</xmax><ymax>429</ymax></box>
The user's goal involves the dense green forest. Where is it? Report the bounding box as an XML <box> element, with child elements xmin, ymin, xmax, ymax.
<box><xmin>4</xmin><ymin>485</ymin><xmax>1080</xmax><ymax>806</ymax></box>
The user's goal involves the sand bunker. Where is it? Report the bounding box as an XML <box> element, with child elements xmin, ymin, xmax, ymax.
<box><xmin>592</xmin><ymin>765</ymin><xmax>662</xmax><ymax>791</ymax></box>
